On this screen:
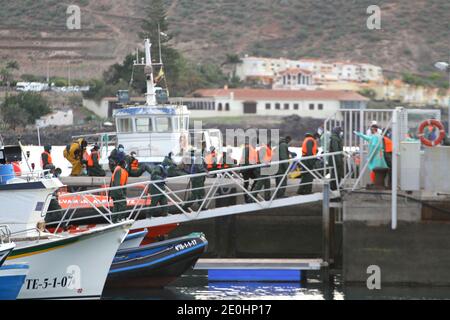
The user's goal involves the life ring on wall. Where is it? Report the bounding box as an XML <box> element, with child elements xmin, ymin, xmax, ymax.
<box><xmin>418</xmin><ymin>119</ymin><xmax>446</xmax><ymax>147</ymax></box>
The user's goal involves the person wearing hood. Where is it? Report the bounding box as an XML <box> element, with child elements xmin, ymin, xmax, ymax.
<box><xmin>63</xmin><ymin>138</ymin><xmax>87</xmax><ymax>176</ymax></box>
<box><xmin>329</xmin><ymin>127</ymin><xmax>344</xmax><ymax>190</ymax></box>
<box><xmin>147</xmin><ymin>164</ymin><xmax>169</xmax><ymax>218</ymax></box>
<box><xmin>354</xmin><ymin>124</ymin><xmax>389</xmax><ymax>184</ymax></box>
<box><xmin>108</xmin><ymin>144</ymin><xmax>126</xmax><ymax>173</ymax></box>
<box><xmin>297</xmin><ymin>133</ymin><xmax>318</xmax><ymax>195</ymax></box>
<box><xmin>163</xmin><ymin>152</ymin><xmax>185</xmax><ymax>177</ymax></box>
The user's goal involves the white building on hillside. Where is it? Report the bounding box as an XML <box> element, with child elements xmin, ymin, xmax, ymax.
<box><xmin>235</xmin><ymin>56</ymin><xmax>384</xmax><ymax>86</ymax></box>
<box><xmin>171</xmin><ymin>89</ymin><xmax>368</xmax><ymax>119</ymax></box>
<box><xmin>273</xmin><ymin>68</ymin><xmax>316</xmax><ymax>90</ymax></box>
<box><xmin>35</xmin><ymin>109</ymin><xmax>73</xmax><ymax>128</ymax></box>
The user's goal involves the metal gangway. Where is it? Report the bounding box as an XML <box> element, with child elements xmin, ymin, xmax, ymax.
<box><xmin>45</xmin><ymin>152</ymin><xmax>345</xmax><ymax>231</ymax></box>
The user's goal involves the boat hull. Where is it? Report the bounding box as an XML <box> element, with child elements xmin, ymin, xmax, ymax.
<box><xmin>5</xmin><ymin>221</ymin><xmax>132</xmax><ymax>300</ymax></box>
<box><xmin>0</xmin><ymin>264</ymin><xmax>29</xmax><ymax>300</ymax></box>
<box><xmin>106</xmin><ymin>233</ymin><xmax>208</xmax><ymax>289</ymax></box>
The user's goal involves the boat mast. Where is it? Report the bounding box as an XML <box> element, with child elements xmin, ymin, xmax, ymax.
<box><xmin>144</xmin><ymin>39</ymin><xmax>157</xmax><ymax>106</ymax></box>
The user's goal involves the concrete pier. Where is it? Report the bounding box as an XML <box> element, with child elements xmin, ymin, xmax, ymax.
<box><xmin>342</xmin><ymin>191</ymin><xmax>450</xmax><ymax>285</ymax></box>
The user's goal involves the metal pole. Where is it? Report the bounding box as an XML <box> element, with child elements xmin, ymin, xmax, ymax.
<box><xmin>322</xmin><ymin>181</ymin><xmax>330</xmax><ymax>263</ymax></box>
<box><xmin>391</xmin><ymin>107</ymin><xmax>400</xmax><ymax>230</ymax></box>
<box><xmin>37</xmin><ymin>125</ymin><xmax>41</xmax><ymax>146</ymax></box>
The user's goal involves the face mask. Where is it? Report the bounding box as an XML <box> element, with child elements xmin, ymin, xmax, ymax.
<box><xmin>317</xmin><ymin>128</ymin><xmax>324</xmax><ymax>136</ymax></box>
<box><xmin>119</xmin><ymin>148</ymin><xmax>124</xmax><ymax>153</ymax></box>
<box><xmin>339</xmin><ymin>132</ymin><xmax>344</xmax><ymax>138</ymax></box>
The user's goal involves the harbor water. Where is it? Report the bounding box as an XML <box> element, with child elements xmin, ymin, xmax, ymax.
<box><xmin>102</xmin><ymin>271</ymin><xmax>450</xmax><ymax>300</ymax></box>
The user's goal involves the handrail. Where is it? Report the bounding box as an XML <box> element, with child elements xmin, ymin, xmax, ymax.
<box><xmin>45</xmin><ymin>151</ymin><xmax>345</xmax><ymax>228</ymax></box>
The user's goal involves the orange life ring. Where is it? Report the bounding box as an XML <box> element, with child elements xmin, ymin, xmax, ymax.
<box><xmin>418</xmin><ymin>119</ymin><xmax>446</xmax><ymax>147</ymax></box>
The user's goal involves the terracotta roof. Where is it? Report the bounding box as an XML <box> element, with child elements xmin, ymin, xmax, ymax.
<box><xmin>278</xmin><ymin>68</ymin><xmax>313</xmax><ymax>75</ymax></box>
<box><xmin>193</xmin><ymin>89</ymin><xmax>369</xmax><ymax>102</ymax></box>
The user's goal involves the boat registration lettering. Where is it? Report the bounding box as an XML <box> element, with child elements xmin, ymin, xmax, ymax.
<box><xmin>25</xmin><ymin>276</ymin><xmax>72</xmax><ymax>290</ymax></box>
<box><xmin>175</xmin><ymin>239</ymin><xmax>198</xmax><ymax>251</ymax></box>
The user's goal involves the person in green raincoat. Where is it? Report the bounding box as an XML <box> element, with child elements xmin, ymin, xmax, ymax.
<box><xmin>147</xmin><ymin>164</ymin><xmax>169</xmax><ymax>218</ymax></box>
<box><xmin>182</xmin><ymin>151</ymin><xmax>207</xmax><ymax>211</ymax></box>
<box><xmin>354</xmin><ymin>124</ymin><xmax>388</xmax><ymax>182</ymax></box>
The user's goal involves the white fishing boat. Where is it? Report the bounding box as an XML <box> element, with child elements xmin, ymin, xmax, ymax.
<box><xmin>4</xmin><ymin>220</ymin><xmax>132</xmax><ymax>300</ymax></box>
<box><xmin>0</xmin><ymin>145</ymin><xmax>63</xmax><ymax>236</ymax></box>
<box><xmin>76</xmin><ymin>38</ymin><xmax>223</xmax><ymax>166</ymax></box>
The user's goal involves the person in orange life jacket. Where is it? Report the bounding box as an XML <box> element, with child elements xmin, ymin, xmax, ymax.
<box><xmin>253</xmin><ymin>141</ymin><xmax>273</xmax><ymax>201</ymax></box>
<box><xmin>205</xmin><ymin>147</ymin><xmax>218</xmax><ymax>171</ymax></box>
<box><xmin>240</xmin><ymin>138</ymin><xmax>259</xmax><ymax>203</ymax></box>
<box><xmin>297</xmin><ymin>133</ymin><xmax>318</xmax><ymax>195</ymax></box>
<box><xmin>41</xmin><ymin>145</ymin><xmax>56</xmax><ymax>174</ymax></box>
<box><xmin>110</xmin><ymin>160</ymin><xmax>129</xmax><ymax>222</ymax></box>
<box><xmin>126</xmin><ymin>151</ymin><xmax>152</xmax><ymax>177</ymax></box>
<box><xmin>86</xmin><ymin>145</ymin><xmax>106</xmax><ymax>177</ymax></box>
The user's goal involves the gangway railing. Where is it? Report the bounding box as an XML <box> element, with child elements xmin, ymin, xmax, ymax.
<box><xmin>44</xmin><ymin>152</ymin><xmax>345</xmax><ymax>231</ymax></box>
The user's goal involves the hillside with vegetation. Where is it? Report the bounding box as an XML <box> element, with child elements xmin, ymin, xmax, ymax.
<box><xmin>0</xmin><ymin>0</ymin><xmax>448</xmax><ymax>87</ymax></box>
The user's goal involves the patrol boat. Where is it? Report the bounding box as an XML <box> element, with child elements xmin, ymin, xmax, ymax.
<box><xmin>80</xmin><ymin>38</ymin><xmax>222</xmax><ymax>166</ymax></box>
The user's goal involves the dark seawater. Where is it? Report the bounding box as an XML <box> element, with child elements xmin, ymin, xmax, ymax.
<box><xmin>102</xmin><ymin>270</ymin><xmax>450</xmax><ymax>300</ymax></box>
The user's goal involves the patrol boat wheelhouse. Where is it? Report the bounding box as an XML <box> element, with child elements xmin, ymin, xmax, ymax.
<box><xmin>97</xmin><ymin>39</ymin><xmax>222</xmax><ymax>165</ymax></box>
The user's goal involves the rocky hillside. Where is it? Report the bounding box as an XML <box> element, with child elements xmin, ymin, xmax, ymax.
<box><xmin>0</xmin><ymin>0</ymin><xmax>448</xmax><ymax>79</ymax></box>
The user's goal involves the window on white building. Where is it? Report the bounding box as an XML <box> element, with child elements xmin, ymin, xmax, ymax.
<box><xmin>275</xmin><ymin>103</ymin><xmax>281</xmax><ymax>110</ymax></box>
<box><xmin>309</xmin><ymin>104</ymin><xmax>314</xmax><ymax>110</ymax></box>
<box><xmin>266</xmin><ymin>103</ymin><xmax>271</xmax><ymax>110</ymax></box>
<box><xmin>294</xmin><ymin>104</ymin><xmax>299</xmax><ymax>110</ymax></box>
<box><xmin>284</xmin><ymin>103</ymin><xmax>289</xmax><ymax>110</ymax></box>
<box><xmin>318</xmin><ymin>104</ymin><xmax>323</xmax><ymax>110</ymax></box>
<box><xmin>218</xmin><ymin>103</ymin><xmax>223</xmax><ymax>111</ymax></box>
<box><xmin>225</xmin><ymin>103</ymin><xmax>230</xmax><ymax>111</ymax></box>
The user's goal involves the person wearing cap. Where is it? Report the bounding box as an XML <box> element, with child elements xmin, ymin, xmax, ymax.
<box><xmin>126</xmin><ymin>151</ymin><xmax>152</xmax><ymax>177</ymax></box>
<box><xmin>297</xmin><ymin>133</ymin><xmax>318</xmax><ymax>195</ymax></box>
<box><xmin>147</xmin><ymin>164</ymin><xmax>169</xmax><ymax>218</ymax></box>
<box><xmin>86</xmin><ymin>145</ymin><xmax>106</xmax><ymax>177</ymax></box>
<box><xmin>354</xmin><ymin>124</ymin><xmax>388</xmax><ymax>184</ymax></box>
<box><xmin>63</xmin><ymin>138</ymin><xmax>87</xmax><ymax>176</ymax></box>
<box><xmin>329</xmin><ymin>127</ymin><xmax>344</xmax><ymax>190</ymax></box>
<box><xmin>108</xmin><ymin>144</ymin><xmax>126</xmax><ymax>173</ymax></box>
<box><xmin>366</xmin><ymin>121</ymin><xmax>382</xmax><ymax>136</ymax></box>
<box><xmin>41</xmin><ymin>145</ymin><xmax>56</xmax><ymax>174</ymax></box>
<box><xmin>110</xmin><ymin>159</ymin><xmax>129</xmax><ymax>222</ymax></box>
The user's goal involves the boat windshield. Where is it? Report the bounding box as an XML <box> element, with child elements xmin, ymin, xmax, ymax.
<box><xmin>136</xmin><ymin>118</ymin><xmax>153</xmax><ymax>133</ymax></box>
<box><xmin>155</xmin><ymin>117</ymin><xmax>173</xmax><ymax>133</ymax></box>
<box><xmin>117</xmin><ymin>118</ymin><xmax>133</xmax><ymax>133</ymax></box>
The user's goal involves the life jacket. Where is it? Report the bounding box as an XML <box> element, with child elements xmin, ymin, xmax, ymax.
<box><xmin>216</xmin><ymin>154</ymin><xmax>230</xmax><ymax>169</ymax></box>
<box><xmin>111</xmin><ymin>166</ymin><xmax>128</xmax><ymax>186</ymax></box>
<box><xmin>383</xmin><ymin>137</ymin><xmax>393</xmax><ymax>153</ymax></box>
<box><xmin>41</xmin><ymin>151</ymin><xmax>53</xmax><ymax>167</ymax></box>
<box><xmin>12</xmin><ymin>161</ymin><xmax>21</xmax><ymax>176</ymax></box>
<box><xmin>302</xmin><ymin>137</ymin><xmax>318</xmax><ymax>156</ymax></box>
<box><xmin>130</xmin><ymin>158</ymin><xmax>139</xmax><ymax>171</ymax></box>
<box><xmin>248</xmin><ymin>145</ymin><xmax>258</xmax><ymax>164</ymax></box>
<box><xmin>260</xmin><ymin>144</ymin><xmax>272</xmax><ymax>163</ymax></box>
<box><xmin>83</xmin><ymin>151</ymin><xmax>94</xmax><ymax>167</ymax></box>
<box><xmin>205</xmin><ymin>151</ymin><xmax>217</xmax><ymax>170</ymax></box>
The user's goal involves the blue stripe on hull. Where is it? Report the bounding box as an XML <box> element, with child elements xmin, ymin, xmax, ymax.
<box><xmin>0</xmin><ymin>275</ymin><xmax>26</xmax><ymax>300</ymax></box>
